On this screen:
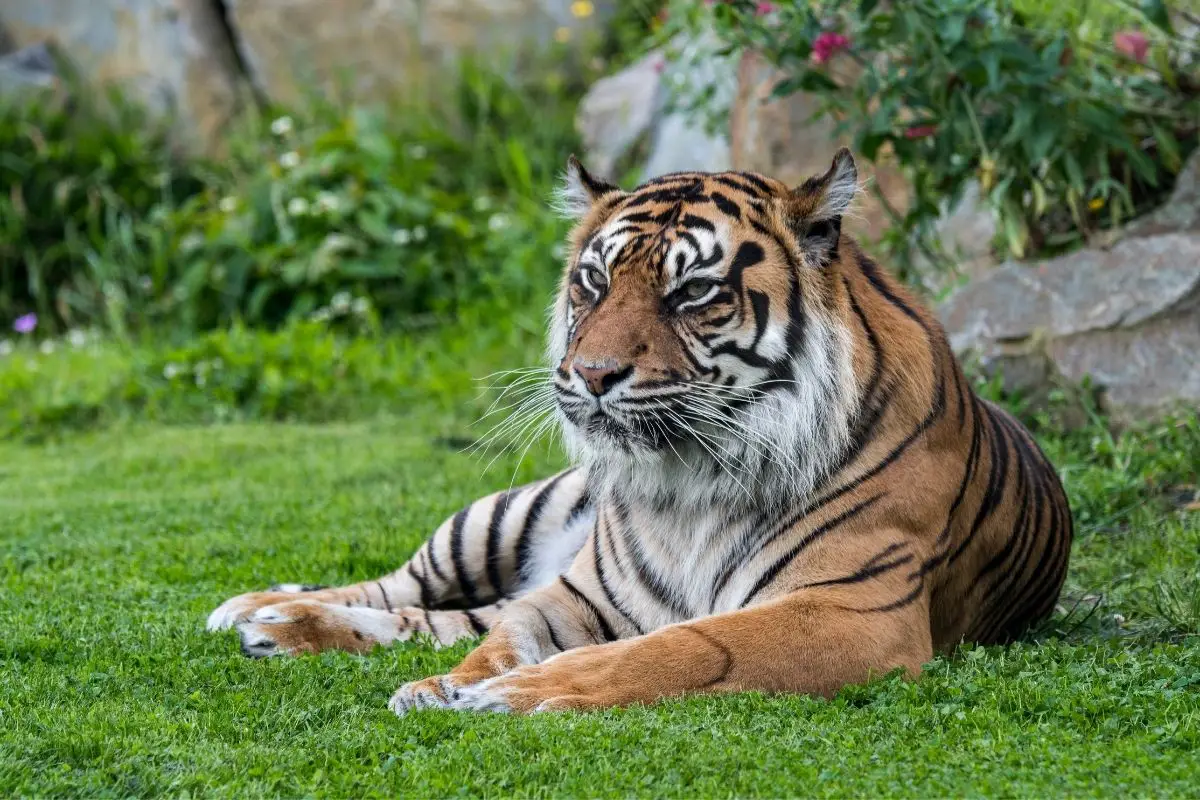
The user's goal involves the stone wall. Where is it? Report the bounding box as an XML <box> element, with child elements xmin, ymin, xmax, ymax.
<box><xmin>0</xmin><ymin>0</ymin><xmax>614</xmax><ymax>153</ymax></box>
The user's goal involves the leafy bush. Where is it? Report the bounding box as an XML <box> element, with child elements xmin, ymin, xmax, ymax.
<box><xmin>0</xmin><ymin>88</ymin><xmax>203</xmax><ymax>332</ymax></box>
<box><xmin>1</xmin><ymin>63</ymin><xmax>582</xmax><ymax>336</ymax></box>
<box><xmin>684</xmin><ymin>0</ymin><xmax>1199</xmax><ymax>274</ymax></box>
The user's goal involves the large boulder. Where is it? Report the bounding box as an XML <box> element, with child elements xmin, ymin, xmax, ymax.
<box><xmin>728</xmin><ymin>50</ymin><xmax>909</xmax><ymax>243</ymax></box>
<box><xmin>0</xmin><ymin>41</ymin><xmax>59</xmax><ymax>94</ymax></box>
<box><xmin>939</xmin><ymin>233</ymin><xmax>1200</xmax><ymax>422</ymax></box>
<box><xmin>0</xmin><ymin>0</ymin><xmax>247</xmax><ymax>153</ymax></box>
<box><xmin>1125</xmin><ymin>147</ymin><xmax>1200</xmax><ymax>238</ymax></box>
<box><xmin>575</xmin><ymin>32</ymin><xmax>733</xmax><ymax>182</ymax></box>
<box><xmin>225</xmin><ymin>0</ymin><xmax>614</xmax><ymax>110</ymax></box>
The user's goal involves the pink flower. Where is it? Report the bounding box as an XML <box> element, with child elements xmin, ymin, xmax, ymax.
<box><xmin>904</xmin><ymin>124</ymin><xmax>938</xmax><ymax>139</ymax></box>
<box><xmin>1113</xmin><ymin>30</ymin><xmax>1149</xmax><ymax>63</ymax></box>
<box><xmin>12</xmin><ymin>313</ymin><xmax>36</xmax><ymax>334</ymax></box>
<box><xmin>755</xmin><ymin>2</ymin><xmax>775</xmax><ymax>16</ymax></box>
<box><xmin>810</xmin><ymin>32</ymin><xmax>850</xmax><ymax>65</ymax></box>
<box><xmin>653</xmin><ymin>56</ymin><xmax>666</xmax><ymax>74</ymax></box>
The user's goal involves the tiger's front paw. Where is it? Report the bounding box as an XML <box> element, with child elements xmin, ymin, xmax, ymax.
<box><xmin>206</xmin><ymin>583</ymin><xmax>326</xmax><ymax>631</ymax></box>
<box><xmin>389</xmin><ymin>675</ymin><xmax>462</xmax><ymax>714</ymax></box>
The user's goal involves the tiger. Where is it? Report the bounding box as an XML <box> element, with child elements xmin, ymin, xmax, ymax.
<box><xmin>207</xmin><ymin>149</ymin><xmax>1073</xmax><ymax>715</ymax></box>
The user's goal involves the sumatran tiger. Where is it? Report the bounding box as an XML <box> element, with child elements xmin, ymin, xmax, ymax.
<box><xmin>207</xmin><ymin>149</ymin><xmax>1073</xmax><ymax>714</ymax></box>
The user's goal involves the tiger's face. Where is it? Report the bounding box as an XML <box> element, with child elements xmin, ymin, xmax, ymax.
<box><xmin>548</xmin><ymin>151</ymin><xmax>861</xmax><ymax>501</ymax></box>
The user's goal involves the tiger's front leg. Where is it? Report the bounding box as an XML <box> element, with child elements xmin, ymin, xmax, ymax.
<box><xmin>206</xmin><ymin>468</ymin><xmax>592</xmax><ymax>655</ymax></box>
<box><xmin>391</xmin><ymin>554</ymin><xmax>933</xmax><ymax>714</ymax></box>
<box><xmin>389</xmin><ymin>573</ymin><xmax>629</xmax><ymax>712</ymax></box>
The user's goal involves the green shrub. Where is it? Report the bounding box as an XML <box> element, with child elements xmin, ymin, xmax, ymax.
<box><xmin>0</xmin><ymin>88</ymin><xmax>203</xmax><ymax>332</ymax></box>
<box><xmin>682</xmin><ymin>0</ymin><xmax>1199</xmax><ymax>276</ymax></box>
<box><xmin>1</xmin><ymin>63</ymin><xmax>582</xmax><ymax>336</ymax></box>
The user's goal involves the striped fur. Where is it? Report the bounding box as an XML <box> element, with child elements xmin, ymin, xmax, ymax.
<box><xmin>209</xmin><ymin>150</ymin><xmax>1072</xmax><ymax>716</ymax></box>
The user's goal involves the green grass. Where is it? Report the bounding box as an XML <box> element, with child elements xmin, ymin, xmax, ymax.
<box><xmin>2</xmin><ymin>343</ymin><xmax>1199</xmax><ymax>797</ymax></box>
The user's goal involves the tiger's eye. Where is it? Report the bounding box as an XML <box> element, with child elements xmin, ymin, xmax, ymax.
<box><xmin>583</xmin><ymin>265</ymin><xmax>606</xmax><ymax>289</ymax></box>
<box><xmin>682</xmin><ymin>279</ymin><xmax>715</xmax><ymax>300</ymax></box>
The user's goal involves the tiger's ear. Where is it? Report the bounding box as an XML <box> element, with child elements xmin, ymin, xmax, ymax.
<box><xmin>555</xmin><ymin>155</ymin><xmax>621</xmax><ymax>218</ymax></box>
<box><xmin>782</xmin><ymin>148</ymin><xmax>858</xmax><ymax>267</ymax></box>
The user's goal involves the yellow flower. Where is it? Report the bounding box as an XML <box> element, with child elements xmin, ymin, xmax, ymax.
<box><xmin>1088</xmin><ymin>197</ymin><xmax>1105</xmax><ymax>212</ymax></box>
<box><xmin>554</xmin><ymin>26</ymin><xmax>572</xmax><ymax>43</ymax></box>
<box><xmin>570</xmin><ymin>0</ymin><xmax>594</xmax><ymax>18</ymax></box>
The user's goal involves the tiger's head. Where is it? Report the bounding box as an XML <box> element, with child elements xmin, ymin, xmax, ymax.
<box><xmin>548</xmin><ymin>150</ymin><xmax>863</xmax><ymax>510</ymax></box>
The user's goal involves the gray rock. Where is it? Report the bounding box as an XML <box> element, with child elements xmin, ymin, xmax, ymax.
<box><xmin>939</xmin><ymin>233</ymin><xmax>1200</xmax><ymax>421</ymax></box>
<box><xmin>575</xmin><ymin>51</ymin><xmax>664</xmax><ymax>178</ymax></box>
<box><xmin>225</xmin><ymin>0</ymin><xmax>615</xmax><ymax>110</ymax></box>
<box><xmin>0</xmin><ymin>41</ymin><xmax>58</xmax><ymax>93</ymax></box>
<box><xmin>0</xmin><ymin>0</ymin><xmax>247</xmax><ymax>153</ymax></box>
<box><xmin>1125</xmin><ymin>148</ymin><xmax>1200</xmax><ymax>238</ymax></box>
<box><xmin>576</xmin><ymin>31</ymin><xmax>733</xmax><ymax>183</ymax></box>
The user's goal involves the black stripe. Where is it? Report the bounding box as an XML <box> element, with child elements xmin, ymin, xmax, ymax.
<box><xmin>713</xmin><ymin>174</ymin><xmax>768</xmax><ymax>197</ymax></box>
<box><xmin>375</xmin><ymin>580</ymin><xmax>392</xmax><ymax>612</ymax></box>
<box><xmin>614</xmin><ymin>499</ymin><xmax>692</xmax><ymax>619</ymax></box>
<box><xmin>680</xmin><ymin>213</ymin><xmax>715</xmax><ymax>232</ymax></box>
<box><xmin>709</xmin><ymin>191</ymin><xmax>742</xmax><ymax>220</ymax></box>
<box><xmin>536</xmin><ymin>607</ymin><xmax>568</xmax><ymax>652</ymax></box>
<box><xmin>734</xmin><ymin>171</ymin><xmax>775</xmax><ymax>194</ymax></box>
<box><xmin>424</xmin><ymin>542</ymin><xmax>448</xmax><ymax>583</ymax></box>
<box><xmin>566</xmin><ymin>490</ymin><xmax>592</xmax><ymax>523</ymax></box>
<box><xmin>422</xmin><ymin>608</ymin><xmax>438</xmax><ymax>639</ymax></box>
<box><xmin>854</xmin><ymin>579</ymin><xmax>925</xmax><ymax>614</ymax></box>
<box><xmin>408</xmin><ymin>562</ymin><xmax>432</xmax><ymax>607</ymax></box>
<box><xmin>559</xmin><ymin>575</ymin><xmax>618</xmax><ymax>642</ymax></box>
<box><xmin>922</xmin><ymin>401</ymin><xmax>984</xmax><ymax>574</ymax></box>
<box><xmin>591</xmin><ymin>511</ymin><xmax>644</xmax><ymax>634</ymax></box>
<box><xmin>449</xmin><ymin>509</ymin><xmax>480</xmax><ymax>606</ymax></box>
<box><xmin>947</xmin><ymin>404</ymin><xmax>1010</xmax><ymax>565</ymax></box>
<box><xmin>743</xmin><ymin>493</ymin><xmax>885</xmax><ymax>605</ymax></box>
<box><xmin>802</xmin><ymin>551</ymin><xmax>914</xmax><ymax>589</ymax></box>
<box><xmin>515</xmin><ymin>471</ymin><xmax>571</xmax><ymax>582</ymax></box>
<box><xmin>485</xmin><ymin>491</ymin><xmax>514</xmax><ymax>597</ymax></box>
<box><xmin>858</xmin><ymin>256</ymin><xmax>925</xmax><ymax>326</ymax></box>
<box><xmin>463</xmin><ymin>609</ymin><xmax>487</xmax><ymax>636</ymax></box>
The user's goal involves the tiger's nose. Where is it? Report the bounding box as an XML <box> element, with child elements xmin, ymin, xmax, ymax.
<box><xmin>573</xmin><ymin>358</ymin><xmax>633</xmax><ymax>397</ymax></box>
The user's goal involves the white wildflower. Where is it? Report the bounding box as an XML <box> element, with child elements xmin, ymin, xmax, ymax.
<box><xmin>310</xmin><ymin>307</ymin><xmax>332</xmax><ymax>323</ymax></box>
<box><xmin>218</xmin><ymin>196</ymin><xmax>238</xmax><ymax>213</ymax></box>
<box><xmin>279</xmin><ymin>151</ymin><xmax>301</xmax><ymax>169</ymax></box>
<box><xmin>270</xmin><ymin>116</ymin><xmax>294</xmax><ymax>136</ymax></box>
<box><xmin>552</xmin><ymin>242</ymin><xmax>567</xmax><ymax>260</ymax></box>
<box><xmin>473</xmin><ymin>196</ymin><xmax>493</xmax><ymax>212</ymax></box>
<box><xmin>488</xmin><ymin>213</ymin><xmax>509</xmax><ymax>232</ymax></box>
<box><xmin>406</xmin><ymin>144</ymin><xmax>428</xmax><ymax>160</ymax></box>
<box><xmin>0</xmin><ymin>339</ymin><xmax>12</xmax><ymax>357</ymax></box>
<box><xmin>67</xmin><ymin>329</ymin><xmax>87</xmax><ymax>348</ymax></box>
<box><xmin>351</xmin><ymin>297</ymin><xmax>370</xmax><ymax>315</ymax></box>
<box><xmin>139</xmin><ymin>275</ymin><xmax>154</xmax><ymax>292</ymax></box>
<box><xmin>331</xmin><ymin>291</ymin><xmax>352</xmax><ymax>313</ymax></box>
<box><xmin>163</xmin><ymin>362</ymin><xmax>182</xmax><ymax>380</ymax></box>
<box><xmin>315</xmin><ymin>191</ymin><xmax>340</xmax><ymax>214</ymax></box>
<box><xmin>391</xmin><ymin>228</ymin><xmax>412</xmax><ymax>246</ymax></box>
<box><xmin>39</xmin><ymin>340</ymin><xmax>55</xmax><ymax>355</ymax></box>
<box><xmin>413</xmin><ymin>225</ymin><xmax>427</xmax><ymax>242</ymax></box>
<box><xmin>287</xmin><ymin>197</ymin><xmax>310</xmax><ymax>216</ymax></box>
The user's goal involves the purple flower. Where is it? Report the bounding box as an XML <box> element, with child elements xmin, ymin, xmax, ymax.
<box><xmin>13</xmin><ymin>313</ymin><xmax>37</xmax><ymax>334</ymax></box>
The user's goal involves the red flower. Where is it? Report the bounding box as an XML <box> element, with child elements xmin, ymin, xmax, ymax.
<box><xmin>1113</xmin><ymin>30</ymin><xmax>1149</xmax><ymax>63</ymax></box>
<box><xmin>755</xmin><ymin>2</ymin><xmax>775</xmax><ymax>16</ymax></box>
<box><xmin>810</xmin><ymin>32</ymin><xmax>850</xmax><ymax>65</ymax></box>
<box><xmin>904</xmin><ymin>124</ymin><xmax>938</xmax><ymax>139</ymax></box>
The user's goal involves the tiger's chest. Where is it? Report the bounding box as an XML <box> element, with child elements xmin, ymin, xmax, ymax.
<box><xmin>599</xmin><ymin>500</ymin><xmax>768</xmax><ymax>631</ymax></box>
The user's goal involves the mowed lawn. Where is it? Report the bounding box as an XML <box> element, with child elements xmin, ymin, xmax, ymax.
<box><xmin>2</xmin><ymin>402</ymin><xmax>1200</xmax><ymax>796</ymax></box>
